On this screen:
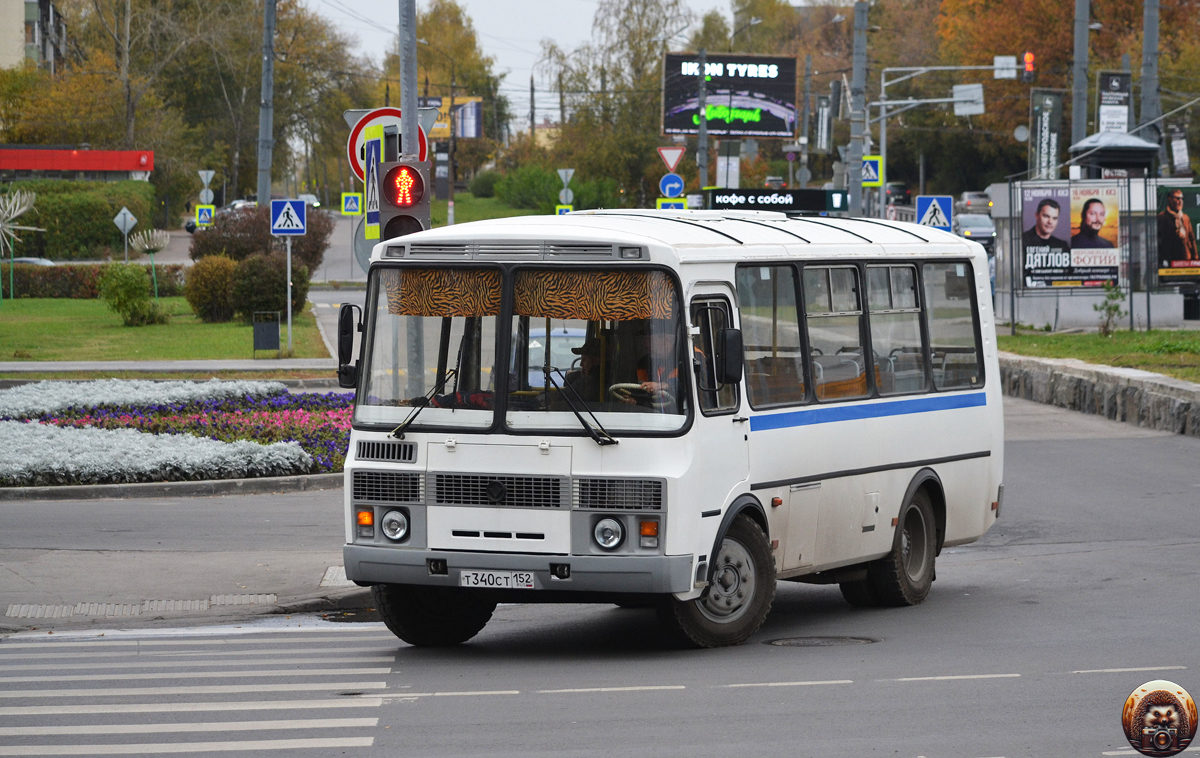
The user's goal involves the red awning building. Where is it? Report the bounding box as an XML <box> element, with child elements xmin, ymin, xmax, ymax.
<box><xmin>0</xmin><ymin>147</ymin><xmax>154</xmax><ymax>182</ymax></box>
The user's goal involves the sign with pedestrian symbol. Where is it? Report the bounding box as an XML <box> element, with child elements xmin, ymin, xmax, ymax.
<box><xmin>341</xmin><ymin>192</ymin><xmax>363</xmax><ymax>216</ymax></box>
<box><xmin>915</xmin><ymin>195</ymin><xmax>953</xmax><ymax>232</ymax></box>
<box><xmin>270</xmin><ymin>199</ymin><xmax>306</xmax><ymax>236</ymax></box>
<box><xmin>195</xmin><ymin>205</ymin><xmax>215</xmax><ymax>227</ymax></box>
<box><xmin>861</xmin><ymin>155</ymin><xmax>882</xmax><ymax>187</ymax></box>
<box><xmin>363</xmin><ymin>124</ymin><xmax>383</xmax><ymax>240</ymax></box>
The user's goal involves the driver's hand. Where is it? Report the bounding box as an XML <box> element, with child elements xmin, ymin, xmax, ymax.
<box><xmin>641</xmin><ymin>381</ymin><xmax>665</xmax><ymax>394</ymax></box>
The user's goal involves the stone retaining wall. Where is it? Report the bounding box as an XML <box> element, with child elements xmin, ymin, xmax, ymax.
<box><xmin>998</xmin><ymin>351</ymin><xmax>1200</xmax><ymax>437</ymax></box>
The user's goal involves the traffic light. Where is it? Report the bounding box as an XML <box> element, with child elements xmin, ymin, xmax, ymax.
<box><xmin>378</xmin><ymin>160</ymin><xmax>431</xmax><ymax>239</ymax></box>
<box><xmin>1021</xmin><ymin>51</ymin><xmax>1036</xmax><ymax>83</ymax></box>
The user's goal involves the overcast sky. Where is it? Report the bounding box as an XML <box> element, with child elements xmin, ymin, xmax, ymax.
<box><xmin>315</xmin><ymin>0</ymin><xmax>732</xmax><ymax>132</ymax></box>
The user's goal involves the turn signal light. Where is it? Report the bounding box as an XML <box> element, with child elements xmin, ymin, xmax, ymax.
<box><xmin>639</xmin><ymin>520</ymin><xmax>659</xmax><ymax>537</ymax></box>
<box><xmin>356</xmin><ymin>510</ymin><xmax>374</xmax><ymax>526</ymax></box>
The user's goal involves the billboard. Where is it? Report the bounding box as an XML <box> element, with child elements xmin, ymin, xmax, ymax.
<box><xmin>1156</xmin><ymin>186</ymin><xmax>1200</xmax><ymax>283</ymax></box>
<box><xmin>662</xmin><ymin>53</ymin><xmax>798</xmax><ymax>138</ymax></box>
<box><xmin>1096</xmin><ymin>71</ymin><xmax>1132</xmax><ymax>133</ymax></box>
<box><xmin>1028</xmin><ymin>91</ymin><xmax>1063</xmax><ymax>180</ymax></box>
<box><xmin>1021</xmin><ymin>184</ymin><xmax>1119</xmax><ymax>288</ymax></box>
<box><xmin>418</xmin><ymin>96</ymin><xmax>484</xmax><ymax>140</ymax></box>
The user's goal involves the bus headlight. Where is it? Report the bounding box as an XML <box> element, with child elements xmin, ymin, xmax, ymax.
<box><xmin>380</xmin><ymin>509</ymin><xmax>409</xmax><ymax>541</ymax></box>
<box><xmin>593</xmin><ymin>518</ymin><xmax>623</xmax><ymax>550</ymax></box>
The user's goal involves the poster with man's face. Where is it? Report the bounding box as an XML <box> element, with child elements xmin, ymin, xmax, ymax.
<box><xmin>1067</xmin><ymin>185</ymin><xmax>1120</xmax><ymax>287</ymax></box>
<box><xmin>1021</xmin><ymin>186</ymin><xmax>1071</xmax><ymax>287</ymax></box>
<box><xmin>1156</xmin><ymin>186</ymin><xmax>1200</xmax><ymax>283</ymax></box>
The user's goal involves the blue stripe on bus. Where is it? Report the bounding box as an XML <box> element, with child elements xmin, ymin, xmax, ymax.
<box><xmin>749</xmin><ymin>391</ymin><xmax>987</xmax><ymax>432</ymax></box>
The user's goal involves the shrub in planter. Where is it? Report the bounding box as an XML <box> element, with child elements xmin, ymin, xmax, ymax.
<box><xmin>468</xmin><ymin>169</ymin><xmax>502</xmax><ymax>198</ymax></box>
<box><xmin>184</xmin><ymin>255</ymin><xmax>237</xmax><ymax>322</ymax></box>
<box><xmin>190</xmin><ymin>205</ymin><xmax>332</xmax><ymax>274</ymax></box>
<box><xmin>98</xmin><ymin>264</ymin><xmax>168</xmax><ymax>326</ymax></box>
<box><xmin>231</xmin><ymin>253</ymin><xmax>310</xmax><ymax>322</ymax></box>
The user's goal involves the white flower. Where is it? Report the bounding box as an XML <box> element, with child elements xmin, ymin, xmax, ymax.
<box><xmin>0</xmin><ymin>379</ymin><xmax>288</xmax><ymax>419</ymax></box>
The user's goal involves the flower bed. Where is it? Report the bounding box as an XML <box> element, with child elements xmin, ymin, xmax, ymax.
<box><xmin>0</xmin><ymin>380</ymin><xmax>354</xmax><ymax>486</ymax></box>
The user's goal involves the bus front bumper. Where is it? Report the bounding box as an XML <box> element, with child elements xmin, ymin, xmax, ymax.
<box><xmin>343</xmin><ymin>545</ymin><xmax>694</xmax><ymax>595</ymax></box>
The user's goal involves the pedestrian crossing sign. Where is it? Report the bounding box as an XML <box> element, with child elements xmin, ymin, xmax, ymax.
<box><xmin>341</xmin><ymin>192</ymin><xmax>363</xmax><ymax>216</ymax></box>
<box><xmin>915</xmin><ymin>195</ymin><xmax>953</xmax><ymax>232</ymax></box>
<box><xmin>656</xmin><ymin>197</ymin><xmax>687</xmax><ymax>210</ymax></box>
<box><xmin>861</xmin><ymin>155</ymin><xmax>883</xmax><ymax>187</ymax></box>
<box><xmin>195</xmin><ymin>205</ymin><xmax>215</xmax><ymax>227</ymax></box>
<box><xmin>555</xmin><ymin>205</ymin><xmax>573</xmax><ymax>215</ymax></box>
<box><xmin>270</xmin><ymin>199</ymin><xmax>306</xmax><ymax>236</ymax></box>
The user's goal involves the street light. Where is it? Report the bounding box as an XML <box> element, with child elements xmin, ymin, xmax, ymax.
<box><xmin>417</xmin><ymin>38</ymin><xmax>457</xmax><ymax>222</ymax></box>
<box><xmin>728</xmin><ymin>16</ymin><xmax>762</xmax><ymax>51</ymax></box>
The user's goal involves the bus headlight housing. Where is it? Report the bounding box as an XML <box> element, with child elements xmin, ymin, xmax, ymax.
<box><xmin>593</xmin><ymin>518</ymin><xmax>623</xmax><ymax>550</ymax></box>
<box><xmin>380</xmin><ymin>509</ymin><xmax>409</xmax><ymax>541</ymax></box>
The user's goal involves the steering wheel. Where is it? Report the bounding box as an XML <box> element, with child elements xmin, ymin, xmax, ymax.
<box><xmin>810</xmin><ymin>347</ymin><xmax>824</xmax><ymax>356</ymax></box>
<box><xmin>608</xmin><ymin>382</ymin><xmax>675</xmax><ymax>407</ymax></box>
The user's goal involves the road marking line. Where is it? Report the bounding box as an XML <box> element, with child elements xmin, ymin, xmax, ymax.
<box><xmin>536</xmin><ymin>686</ymin><xmax>685</xmax><ymax>694</ymax></box>
<box><xmin>0</xmin><ymin>719</ymin><xmax>379</xmax><ymax>737</ymax></box>
<box><xmin>0</xmin><ymin>737</ymin><xmax>375</xmax><ymax>755</ymax></box>
<box><xmin>887</xmin><ymin>674</ymin><xmax>1021</xmax><ymax>682</ymax></box>
<box><xmin>0</xmin><ymin>667</ymin><xmax>391</xmax><ymax>683</ymax></box>
<box><xmin>0</xmin><ymin>698</ymin><xmax>384</xmax><ymax>716</ymax></box>
<box><xmin>0</xmin><ymin>656</ymin><xmax>396</xmax><ymax>672</ymax></box>
<box><xmin>0</xmin><ymin>682</ymin><xmax>387</xmax><ymax>698</ymax></box>
<box><xmin>0</xmin><ymin>634</ymin><xmax>395</xmax><ymax>650</ymax></box>
<box><xmin>1073</xmin><ymin>666</ymin><xmax>1186</xmax><ymax>674</ymax></box>
<box><xmin>0</xmin><ymin>647</ymin><xmax>399</xmax><ymax>662</ymax></box>
<box><xmin>431</xmin><ymin>690</ymin><xmax>520</xmax><ymax>697</ymax></box>
<box><xmin>724</xmin><ymin>679</ymin><xmax>853</xmax><ymax>688</ymax></box>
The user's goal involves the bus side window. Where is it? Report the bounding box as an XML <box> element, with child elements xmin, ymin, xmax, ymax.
<box><xmin>922</xmin><ymin>262</ymin><xmax>984</xmax><ymax>389</ymax></box>
<box><xmin>734</xmin><ymin>266</ymin><xmax>805</xmax><ymax>408</ymax></box>
<box><xmin>690</xmin><ymin>299</ymin><xmax>738</xmax><ymax>414</ymax></box>
<box><xmin>866</xmin><ymin>265</ymin><xmax>928</xmax><ymax>395</ymax></box>
<box><xmin>803</xmin><ymin>266</ymin><xmax>868</xmax><ymax>401</ymax></box>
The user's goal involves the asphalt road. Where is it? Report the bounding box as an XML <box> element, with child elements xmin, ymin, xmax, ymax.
<box><xmin>1</xmin><ymin>398</ymin><xmax>1198</xmax><ymax>757</ymax></box>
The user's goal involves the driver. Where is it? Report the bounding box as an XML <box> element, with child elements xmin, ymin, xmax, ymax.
<box><xmin>561</xmin><ymin>337</ymin><xmax>603</xmax><ymax>403</ymax></box>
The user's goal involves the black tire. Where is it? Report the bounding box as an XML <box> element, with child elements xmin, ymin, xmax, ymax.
<box><xmin>866</xmin><ymin>488</ymin><xmax>937</xmax><ymax>607</ymax></box>
<box><xmin>657</xmin><ymin>515</ymin><xmax>775</xmax><ymax>648</ymax></box>
<box><xmin>838</xmin><ymin>577</ymin><xmax>878</xmax><ymax>607</ymax></box>
<box><xmin>372</xmin><ymin>584</ymin><xmax>496</xmax><ymax>647</ymax></box>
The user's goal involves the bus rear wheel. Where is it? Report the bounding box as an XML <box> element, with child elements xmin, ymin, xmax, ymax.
<box><xmin>657</xmin><ymin>515</ymin><xmax>775</xmax><ymax>648</ymax></box>
<box><xmin>372</xmin><ymin>584</ymin><xmax>496</xmax><ymax>646</ymax></box>
<box><xmin>866</xmin><ymin>489</ymin><xmax>936</xmax><ymax>607</ymax></box>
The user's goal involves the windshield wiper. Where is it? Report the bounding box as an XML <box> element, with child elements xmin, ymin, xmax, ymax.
<box><xmin>545</xmin><ymin>369</ymin><xmax>618</xmax><ymax>446</ymax></box>
<box><xmin>389</xmin><ymin>369</ymin><xmax>457</xmax><ymax>439</ymax></box>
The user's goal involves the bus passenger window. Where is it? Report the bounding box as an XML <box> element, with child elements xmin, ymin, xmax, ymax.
<box><xmin>923</xmin><ymin>262</ymin><xmax>983</xmax><ymax>389</ymax></box>
<box><xmin>690</xmin><ymin>299</ymin><xmax>738</xmax><ymax>413</ymax></box>
<box><xmin>735</xmin><ymin>266</ymin><xmax>805</xmax><ymax>408</ymax></box>
<box><xmin>803</xmin><ymin>266</ymin><xmax>868</xmax><ymax>401</ymax></box>
<box><xmin>867</xmin><ymin>265</ymin><xmax>927</xmax><ymax>395</ymax></box>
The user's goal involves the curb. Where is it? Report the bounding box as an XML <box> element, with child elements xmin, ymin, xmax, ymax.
<box><xmin>0</xmin><ymin>472</ymin><xmax>344</xmax><ymax>502</ymax></box>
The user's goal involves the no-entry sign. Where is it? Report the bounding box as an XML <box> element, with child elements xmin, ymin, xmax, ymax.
<box><xmin>346</xmin><ymin>107</ymin><xmax>428</xmax><ymax>183</ymax></box>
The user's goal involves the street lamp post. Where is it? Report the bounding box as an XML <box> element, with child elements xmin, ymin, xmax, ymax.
<box><xmin>418</xmin><ymin>38</ymin><xmax>456</xmax><ymax>223</ymax></box>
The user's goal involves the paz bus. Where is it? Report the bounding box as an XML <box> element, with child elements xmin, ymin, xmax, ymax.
<box><xmin>337</xmin><ymin>209</ymin><xmax>1004</xmax><ymax>648</ymax></box>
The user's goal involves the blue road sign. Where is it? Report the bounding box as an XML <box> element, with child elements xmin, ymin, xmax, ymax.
<box><xmin>659</xmin><ymin>172</ymin><xmax>685</xmax><ymax>198</ymax></box>
<box><xmin>270</xmin><ymin>199</ymin><xmax>307</xmax><ymax>236</ymax></box>
<box><xmin>195</xmin><ymin>205</ymin><xmax>214</xmax><ymax>226</ymax></box>
<box><xmin>861</xmin><ymin>155</ymin><xmax>882</xmax><ymax>187</ymax></box>
<box><xmin>341</xmin><ymin>192</ymin><xmax>362</xmax><ymax>215</ymax></box>
<box><xmin>656</xmin><ymin>198</ymin><xmax>687</xmax><ymax>210</ymax></box>
<box><xmin>915</xmin><ymin>195</ymin><xmax>953</xmax><ymax>232</ymax></box>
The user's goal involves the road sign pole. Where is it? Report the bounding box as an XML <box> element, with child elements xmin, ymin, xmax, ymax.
<box><xmin>123</xmin><ymin>230</ymin><xmax>129</xmax><ymax>263</ymax></box>
<box><xmin>286</xmin><ymin>236</ymin><xmax>293</xmax><ymax>353</ymax></box>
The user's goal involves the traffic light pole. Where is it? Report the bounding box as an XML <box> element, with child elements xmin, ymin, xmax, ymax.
<box><xmin>398</xmin><ymin>0</ymin><xmax>418</xmax><ymax>161</ymax></box>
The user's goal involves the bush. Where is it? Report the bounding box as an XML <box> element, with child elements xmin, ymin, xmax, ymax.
<box><xmin>468</xmin><ymin>170</ymin><xmax>502</xmax><ymax>198</ymax></box>
<box><xmin>189</xmin><ymin>205</ymin><xmax>332</xmax><ymax>273</ymax></box>
<box><xmin>98</xmin><ymin>264</ymin><xmax>168</xmax><ymax>326</ymax></box>
<box><xmin>231</xmin><ymin>253</ymin><xmax>310</xmax><ymax>322</ymax></box>
<box><xmin>184</xmin><ymin>255</ymin><xmax>237</xmax><ymax>322</ymax></box>
<box><xmin>574</xmin><ymin>177</ymin><xmax>619</xmax><ymax>210</ymax></box>
<box><xmin>0</xmin><ymin>263</ymin><xmax>184</xmax><ymax>299</ymax></box>
<box><xmin>495</xmin><ymin>165</ymin><xmax>558</xmax><ymax>213</ymax></box>
<box><xmin>3</xmin><ymin>180</ymin><xmax>158</xmax><ymax>260</ymax></box>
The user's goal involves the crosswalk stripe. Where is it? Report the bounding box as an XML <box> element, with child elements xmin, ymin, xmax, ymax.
<box><xmin>0</xmin><ymin>737</ymin><xmax>375</xmax><ymax>755</ymax></box>
<box><xmin>0</xmin><ymin>668</ymin><xmax>391</xmax><ymax>684</ymax></box>
<box><xmin>0</xmin><ymin>682</ymin><xmax>387</xmax><ymax>698</ymax></box>
<box><xmin>0</xmin><ymin>634</ymin><xmax>395</xmax><ymax>651</ymax></box>
<box><xmin>0</xmin><ymin>719</ymin><xmax>379</xmax><ymax>737</ymax></box>
<box><xmin>0</xmin><ymin>656</ymin><xmax>395</xmax><ymax>672</ymax></box>
<box><xmin>0</xmin><ymin>698</ymin><xmax>384</xmax><ymax>716</ymax></box>
<box><xmin>0</xmin><ymin>647</ymin><xmax>399</xmax><ymax>662</ymax></box>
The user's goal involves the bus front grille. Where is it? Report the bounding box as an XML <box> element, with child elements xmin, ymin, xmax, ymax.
<box><xmin>433</xmin><ymin>474</ymin><xmax>566</xmax><ymax>509</ymax></box>
<box><xmin>352</xmin><ymin>471</ymin><xmax>424</xmax><ymax>502</ymax></box>
<box><xmin>356</xmin><ymin>440</ymin><xmax>416</xmax><ymax>463</ymax></box>
<box><xmin>573</xmin><ymin>478</ymin><xmax>665</xmax><ymax>510</ymax></box>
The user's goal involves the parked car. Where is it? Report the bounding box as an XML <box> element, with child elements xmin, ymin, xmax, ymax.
<box><xmin>957</xmin><ymin>191</ymin><xmax>992</xmax><ymax>213</ymax></box>
<box><xmin>884</xmin><ymin>181</ymin><xmax>911</xmax><ymax>205</ymax></box>
<box><xmin>953</xmin><ymin>213</ymin><xmax>996</xmax><ymax>252</ymax></box>
<box><xmin>763</xmin><ymin>176</ymin><xmax>786</xmax><ymax>189</ymax></box>
<box><xmin>11</xmin><ymin>257</ymin><xmax>55</xmax><ymax>266</ymax></box>
<box><xmin>298</xmin><ymin>193</ymin><xmax>321</xmax><ymax>208</ymax></box>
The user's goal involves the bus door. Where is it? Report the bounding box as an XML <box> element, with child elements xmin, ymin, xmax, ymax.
<box><xmin>689</xmin><ymin>289</ymin><xmax>749</xmax><ymax>505</ymax></box>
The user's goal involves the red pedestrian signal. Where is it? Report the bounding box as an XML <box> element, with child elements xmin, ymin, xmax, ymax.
<box><xmin>377</xmin><ymin>160</ymin><xmax>431</xmax><ymax>239</ymax></box>
<box><xmin>1021</xmin><ymin>51</ymin><xmax>1036</xmax><ymax>82</ymax></box>
<box><xmin>383</xmin><ymin>165</ymin><xmax>424</xmax><ymax>208</ymax></box>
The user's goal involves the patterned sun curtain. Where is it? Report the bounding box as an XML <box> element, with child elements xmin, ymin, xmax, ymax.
<box><xmin>513</xmin><ymin>270</ymin><xmax>675</xmax><ymax>319</ymax></box>
<box><xmin>380</xmin><ymin>268</ymin><xmax>502</xmax><ymax>316</ymax></box>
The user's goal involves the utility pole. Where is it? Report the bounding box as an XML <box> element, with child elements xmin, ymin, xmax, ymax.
<box><xmin>800</xmin><ymin>54</ymin><xmax>811</xmax><ymax>188</ymax></box>
<box><xmin>255</xmin><ymin>0</ymin><xmax>276</xmax><ymax>204</ymax></box>
<box><xmin>449</xmin><ymin>66</ymin><xmax>456</xmax><ymax>224</ymax></box>
<box><xmin>1140</xmin><ymin>0</ymin><xmax>1164</xmax><ymax>170</ymax></box>
<box><xmin>398</xmin><ymin>0</ymin><xmax>418</xmax><ymax>160</ymax></box>
<box><xmin>530</xmin><ymin>76</ymin><xmax>536</xmax><ymax>146</ymax></box>
<box><xmin>558</xmin><ymin>71</ymin><xmax>565</xmax><ymax>128</ymax></box>
<box><xmin>697</xmin><ymin>48</ymin><xmax>708</xmax><ymax>191</ymax></box>
<box><xmin>1071</xmin><ymin>0</ymin><xmax>1090</xmax><ymax>145</ymax></box>
<box><xmin>848</xmin><ymin>1</ymin><xmax>867</xmax><ymax>217</ymax></box>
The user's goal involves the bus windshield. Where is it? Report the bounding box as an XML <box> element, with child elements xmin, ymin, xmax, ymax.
<box><xmin>354</xmin><ymin>266</ymin><xmax>690</xmax><ymax>434</ymax></box>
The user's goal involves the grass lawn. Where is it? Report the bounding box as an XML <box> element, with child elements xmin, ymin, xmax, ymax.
<box><xmin>431</xmin><ymin>192</ymin><xmax>538</xmax><ymax>227</ymax></box>
<box><xmin>998</xmin><ymin>330</ymin><xmax>1200</xmax><ymax>384</ymax></box>
<box><xmin>0</xmin><ymin>298</ymin><xmax>331</xmax><ymax>362</ymax></box>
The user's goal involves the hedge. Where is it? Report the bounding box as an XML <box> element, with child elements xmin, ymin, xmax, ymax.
<box><xmin>0</xmin><ymin>263</ymin><xmax>185</xmax><ymax>299</ymax></box>
<box><xmin>189</xmin><ymin>205</ymin><xmax>333</xmax><ymax>273</ymax></box>
<box><xmin>2</xmin><ymin>180</ymin><xmax>158</xmax><ymax>261</ymax></box>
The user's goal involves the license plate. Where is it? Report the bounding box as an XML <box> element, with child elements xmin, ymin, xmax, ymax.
<box><xmin>459</xmin><ymin>570</ymin><xmax>536</xmax><ymax>589</ymax></box>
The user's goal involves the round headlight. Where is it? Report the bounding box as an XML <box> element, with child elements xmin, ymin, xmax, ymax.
<box><xmin>593</xmin><ymin>518</ymin><xmax>623</xmax><ymax>550</ymax></box>
<box><xmin>380</xmin><ymin>509</ymin><xmax>408</xmax><ymax>541</ymax></box>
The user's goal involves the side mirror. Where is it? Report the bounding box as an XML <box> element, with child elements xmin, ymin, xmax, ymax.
<box><xmin>338</xmin><ymin>303</ymin><xmax>362</xmax><ymax>389</ymax></box>
<box><xmin>715</xmin><ymin>328</ymin><xmax>743</xmax><ymax>385</ymax></box>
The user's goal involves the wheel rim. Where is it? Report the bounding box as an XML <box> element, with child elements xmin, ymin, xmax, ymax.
<box><xmin>901</xmin><ymin>505</ymin><xmax>930</xmax><ymax>583</ymax></box>
<box><xmin>697</xmin><ymin>536</ymin><xmax>756</xmax><ymax>624</ymax></box>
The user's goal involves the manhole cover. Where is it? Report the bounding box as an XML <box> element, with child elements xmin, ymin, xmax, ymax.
<box><xmin>766</xmin><ymin>636</ymin><xmax>879</xmax><ymax>647</ymax></box>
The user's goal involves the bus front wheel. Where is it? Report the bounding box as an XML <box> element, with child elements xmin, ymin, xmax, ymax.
<box><xmin>372</xmin><ymin>584</ymin><xmax>496</xmax><ymax>646</ymax></box>
<box><xmin>657</xmin><ymin>514</ymin><xmax>775</xmax><ymax>648</ymax></box>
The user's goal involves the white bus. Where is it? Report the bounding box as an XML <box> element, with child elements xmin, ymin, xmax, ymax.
<box><xmin>338</xmin><ymin>210</ymin><xmax>1004</xmax><ymax>648</ymax></box>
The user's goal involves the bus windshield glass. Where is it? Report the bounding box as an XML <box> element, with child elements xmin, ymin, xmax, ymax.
<box><xmin>505</xmin><ymin>268</ymin><xmax>690</xmax><ymax>433</ymax></box>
